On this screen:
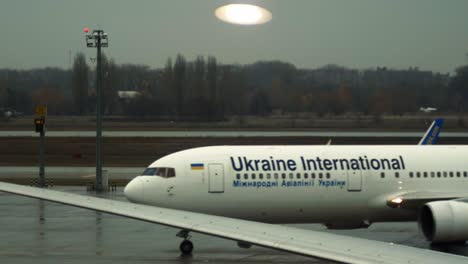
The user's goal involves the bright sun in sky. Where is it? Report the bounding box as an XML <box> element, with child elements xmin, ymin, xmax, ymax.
<box><xmin>215</xmin><ymin>4</ymin><xmax>272</xmax><ymax>25</ymax></box>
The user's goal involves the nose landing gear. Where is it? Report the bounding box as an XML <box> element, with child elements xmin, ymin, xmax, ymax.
<box><xmin>177</xmin><ymin>230</ymin><xmax>193</xmax><ymax>256</ymax></box>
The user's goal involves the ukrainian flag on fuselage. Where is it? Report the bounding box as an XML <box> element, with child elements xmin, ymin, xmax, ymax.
<box><xmin>191</xmin><ymin>163</ymin><xmax>204</xmax><ymax>170</ymax></box>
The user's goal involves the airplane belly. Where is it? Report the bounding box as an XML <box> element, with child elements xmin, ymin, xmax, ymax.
<box><xmin>187</xmin><ymin>186</ymin><xmax>372</xmax><ymax>223</ymax></box>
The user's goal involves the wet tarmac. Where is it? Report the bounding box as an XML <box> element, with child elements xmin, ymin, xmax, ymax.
<box><xmin>1</xmin><ymin>187</ymin><xmax>467</xmax><ymax>264</ymax></box>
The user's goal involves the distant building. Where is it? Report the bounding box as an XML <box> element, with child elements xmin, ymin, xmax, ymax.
<box><xmin>118</xmin><ymin>91</ymin><xmax>141</xmax><ymax>100</ymax></box>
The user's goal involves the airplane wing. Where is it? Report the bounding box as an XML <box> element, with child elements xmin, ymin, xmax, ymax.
<box><xmin>0</xmin><ymin>182</ymin><xmax>467</xmax><ymax>264</ymax></box>
<box><xmin>418</xmin><ymin>118</ymin><xmax>444</xmax><ymax>145</ymax></box>
<box><xmin>387</xmin><ymin>191</ymin><xmax>468</xmax><ymax>209</ymax></box>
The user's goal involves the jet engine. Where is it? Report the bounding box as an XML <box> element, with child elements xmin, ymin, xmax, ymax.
<box><xmin>419</xmin><ymin>200</ymin><xmax>468</xmax><ymax>243</ymax></box>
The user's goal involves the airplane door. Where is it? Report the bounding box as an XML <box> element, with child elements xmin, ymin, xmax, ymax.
<box><xmin>347</xmin><ymin>170</ymin><xmax>362</xmax><ymax>192</ymax></box>
<box><xmin>208</xmin><ymin>164</ymin><xmax>224</xmax><ymax>193</ymax></box>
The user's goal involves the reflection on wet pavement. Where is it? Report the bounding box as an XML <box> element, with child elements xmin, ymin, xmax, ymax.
<box><xmin>0</xmin><ymin>187</ymin><xmax>467</xmax><ymax>263</ymax></box>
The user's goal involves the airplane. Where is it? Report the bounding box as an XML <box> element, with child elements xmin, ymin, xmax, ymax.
<box><xmin>122</xmin><ymin>145</ymin><xmax>468</xmax><ymax>235</ymax></box>
<box><xmin>0</xmin><ymin>107</ymin><xmax>21</xmax><ymax>119</ymax></box>
<box><xmin>420</xmin><ymin>107</ymin><xmax>437</xmax><ymax>113</ymax></box>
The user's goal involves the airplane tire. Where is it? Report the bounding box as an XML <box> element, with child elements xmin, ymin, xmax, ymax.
<box><xmin>180</xmin><ymin>240</ymin><xmax>194</xmax><ymax>256</ymax></box>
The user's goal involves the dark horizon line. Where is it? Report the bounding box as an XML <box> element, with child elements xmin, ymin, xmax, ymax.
<box><xmin>0</xmin><ymin>59</ymin><xmax>461</xmax><ymax>75</ymax></box>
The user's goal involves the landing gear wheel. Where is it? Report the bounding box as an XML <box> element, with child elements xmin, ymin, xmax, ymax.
<box><xmin>179</xmin><ymin>240</ymin><xmax>193</xmax><ymax>256</ymax></box>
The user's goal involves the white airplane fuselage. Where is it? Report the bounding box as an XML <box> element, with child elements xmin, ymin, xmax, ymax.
<box><xmin>125</xmin><ymin>145</ymin><xmax>468</xmax><ymax>226</ymax></box>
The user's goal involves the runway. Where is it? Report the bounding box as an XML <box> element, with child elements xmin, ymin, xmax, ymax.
<box><xmin>1</xmin><ymin>187</ymin><xmax>467</xmax><ymax>263</ymax></box>
<box><xmin>1</xmin><ymin>130</ymin><xmax>467</xmax><ymax>138</ymax></box>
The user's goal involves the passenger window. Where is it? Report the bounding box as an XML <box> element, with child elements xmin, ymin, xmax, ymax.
<box><xmin>409</xmin><ymin>172</ymin><xmax>414</xmax><ymax>178</ymax></box>
<box><xmin>464</xmin><ymin>172</ymin><xmax>468</xmax><ymax>177</ymax></box>
<box><xmin>236</xmin><ymin>173</ymin><xmax>240</xmax><ymax>180</ymax></box>
<box><xmin>319</xmin><ymin>173</ymin><xmax>323</xmax><ymax>179</ymax></box>
<box><xmin>281</xmin><ymin>173</ymin><xmax>286</xmax><ymax>179</ymax></box>
<box><xmin>449</xmin><ymin>172</ymin><xmax>454</xmax><ymax>178</ymax></box>
<box><xmin>437</xmin><ymin>172</ymin><xmax>441</xmax><ymax>178</ymax></box>
<box><xmin>326</xmin><ymin>173</ymin><xmax>331</xmax><ymax>179</ymax></box>
<box><xmin>423</xmin><ymin>172</ymin><xmax>428</xmax><ymax>178</ymax></box>
<box><xmin>259</xmin><ymin>173</ymin><xmax>264</xmax><ymax>179</ymax></box>
<box><xmin>252</xmin><ymin>174</ymin><xmax>256</xmax><ymax>180</ymax></box>
<box><xmin>244</xmin><ymin>173</ymin><xmax>248</xmax><ymax>180</ymax></box>
<box><xmin>381</xmin><ymin>172</ymin><xmax>385</xmax><ymax>178</ymax></box>
<box><xmin>274</xmin><ymin>173</ymin><xmax>279</xmax><ymax>179</ymax></box>
<box><xmin>443</xmin><ymin>172</ymin><xmax>447</xmax><ymax>177</ymax></box>
<box><xmin>395</xmin><ymin>172</ymin><xmax>399</xmax><ymax>178</ymax></box>
<box><xmin>266</xmin><ymin>173</ymin><xmax>271</xmax><ymax>179</ymax></box>
<box><xmin>296</xmin><ymin>173</ymin><xmax>301</xmax><ymax>179</ymax></box>
<box><xmin>456</xmin><ymin>172</ymin><xmax>461</xmax><ymax>178</ymax></box>
<box><xmin>430</xmin><ymin>172</ymin><xmax>435</xmax><ymax>178</ymax></box>
<box><xmin>312</xmin><ymin>173</ymin><xmax>316</xmax><ymax>179</ymax></box>
<box><xmin>416</xmin><ymin>172</ymin><xmax>421</xmax><ymax>178</ymax></box>
<box><xmin>289</xmin><ymin>173</ymin><xmax>294</xmax><ymax>179</ymax></box>
<box><xmin>304</xmin><ymin>173</ymin><xmax>309</xmax><ymax>179</ymax></box>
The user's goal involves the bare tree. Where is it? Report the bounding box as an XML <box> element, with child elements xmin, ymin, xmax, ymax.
<box><xmin>71</xmin><ymin>52</ymin><xmax>89</xmax><ymax>114</ymax></box>
<box><xmin>450</xmin><ymin>65</ymin><xmax>468</xmax><ymax>112</ymax></box>
<box><xmin>0</xmin><ymin>82</ymin><xmax>6</xmax><ymax>107</ymax></box>
<box><xmin>207</xmin><ymin>56</ymin><xmax>219</xmax><ymax>120</ymax></box>
<box><xmin>32</xmin><ymin>84</ymin><xmax>67</xmax><ymax>115</ymax></box>
<box><xmin>174</xmin><ymin>54</ymin><xmax>186</xmax><ymax>119</ymax></box>
<box><xmin>194</xmin><ymin>56</ymin><xmax>206</xmax><ymax>98</ymax></box>
<box><xmin>101</xmin><ymin>55</ymin><xmax>118</xmax><ymax>114</ymax></box>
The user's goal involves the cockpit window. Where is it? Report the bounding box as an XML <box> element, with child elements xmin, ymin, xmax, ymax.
<box><xmin>167</xmin><ymin>168</ymin><xmax>175</xmax><ymax>177</ymax></box>
<box><xmin>155</xmin><ymin>168</ymin><xmax>166</xmax><ymax>176</ymax></box>
<box><xmin>142</xmin><ymin>167</ymin><xmax>176</xmax><ymax>178</ymax></box>
<box><xmin>142</xmin><ymin>168</ymin><xmax>156</xmax><ymax>176</ymax></box>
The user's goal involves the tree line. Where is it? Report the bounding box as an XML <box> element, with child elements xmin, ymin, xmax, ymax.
<box><xmin>0</xmin><ymin>52</ymin><xmax>467</xmax><ymax>120</ymax></box>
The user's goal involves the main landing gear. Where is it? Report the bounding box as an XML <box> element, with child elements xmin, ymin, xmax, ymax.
<box><xmin>177</xmin><ymin>230</ymin><xmax>193</xmax><ymax>256</ymax></box>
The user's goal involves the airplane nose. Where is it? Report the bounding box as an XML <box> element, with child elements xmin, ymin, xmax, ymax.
<box><xmin>124</xmin><ymin>177</ymin><xmax>144</xmax><ymax>203</ymax></box>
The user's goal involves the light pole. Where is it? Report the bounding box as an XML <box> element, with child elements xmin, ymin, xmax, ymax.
<box><xmin>85</xmin><ymin>28</ymin><xmax>108</xmax><ymax>192</ymax></box>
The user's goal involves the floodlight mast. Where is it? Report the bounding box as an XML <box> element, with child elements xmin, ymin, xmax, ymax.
<box><xmin>85</xmin><ymin>29</ymin><xmax>108</xmax><ymax>193</ymax></box>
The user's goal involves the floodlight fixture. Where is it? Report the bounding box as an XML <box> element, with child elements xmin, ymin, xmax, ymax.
<box><xmin>85</xmin><ymin>29</ymin><xmax>109</xmax><ymax>48</ymax></box>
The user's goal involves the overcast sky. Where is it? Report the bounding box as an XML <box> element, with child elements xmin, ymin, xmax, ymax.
<box><xmin>1</xmin><ymin>0</ymin><xmax>467</xmax><ymax>73</ymax></box>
